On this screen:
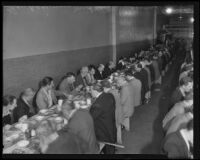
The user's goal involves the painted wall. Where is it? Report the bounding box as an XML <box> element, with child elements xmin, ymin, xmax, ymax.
<box><xmin>3</xmin><ymin>6</ymin><xmax>112</xmax><ymax>96</ymax></box>
<box><xmin>116</xmin><ymin>7</ymin><xmax>155</xmax><ymax>59</ymax></box>
<box><xmin>3</xmin><ymin>6</ymin><xmax>157</xmax><ymax>96</ymax></box>
<box><xmin>3</xmin><ymin>6</ymin><xmax>111</xmax><ymax>59</ymax></box>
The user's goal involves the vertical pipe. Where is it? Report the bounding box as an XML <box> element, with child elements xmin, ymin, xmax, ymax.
<box><xmin>111</xmin><ymin>6</ymin><xmax>117</xmax><ymax>64</ymax></box>
<box><xmin>153</xmin><ymin>6</ymin><xmax>157</xmax><ymax>45</ymax></box>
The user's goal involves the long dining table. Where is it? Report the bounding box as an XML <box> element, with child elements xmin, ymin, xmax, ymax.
<box><xmin>3</xmin><ymin>49</ymin><xmax>171</xmax><ymax>154</ymax></box>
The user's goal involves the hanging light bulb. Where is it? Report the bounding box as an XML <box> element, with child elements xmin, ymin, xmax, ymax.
<box><xmin>190</xmin><ymin>17</ymin><xmax>194</xmax><ymax>23</ymax></box>
<box><xmin>165</xmin><ymin>7</ymin><xmax>173</xmax><ymax>14</ymax></box>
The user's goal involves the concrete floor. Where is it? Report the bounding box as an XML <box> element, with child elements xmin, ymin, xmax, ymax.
<box><xmin>116</xmin><ymin>57</ymin><xmax>183</xmax><ymax>154</ymax></box>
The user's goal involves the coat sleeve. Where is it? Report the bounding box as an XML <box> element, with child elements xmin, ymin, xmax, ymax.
<box><xmin>17</xmin><ymin>106</ymin><xmax>27</xmax><ymax>121</ymax></box>
<box><xmin>120</xmin><ymin>87</ymin><xmax>128</xmax><ymax>106</ymax></box>
<box><xmin>164</xmin><ymin>143</ymin><xmax>181</xmax><ymax>158</ymax></box>
<box><xmin>51</xmin><ymin>90</ymin><xmax>58</xmax><ymax>105</ymax></box>
<box><xmin>90</xmin><ymin>104</ymin><xmax>102</xmax><ymax>120</ymax></box>
<box><xmin>36</xmin><ymin>92</ymin><xmax>48</xmax><ymax>110</ymax></box>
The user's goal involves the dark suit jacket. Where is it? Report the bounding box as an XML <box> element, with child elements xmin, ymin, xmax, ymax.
<box><xmin>3</xmin><ymin>114</ymin><xmax>12</xmax><ymax>126</ymax></box>
<box><xmin>161</xmin><ymin>130</ymin><xmax>190</xmax><ymax>158</ymax></box>
<box><xmin>90</xmin><ymin>93</ymin><xmax>117</xmax><ymax>143</ymax></box>
<box><xmin>75</xmin><ymin>74</ymin><xmax>88</xmax><ymax>87</ymax></box>
<box><xmin>61</xmin><ymin>109</ymin><xmax>99</xmax><ymax>154</ymax></box>
<box><xmin>45</xmin><ymin>131</ymin><xmax>88</xmax><ymax>154</ymax></box>
<box><xmin>146</xmin><ymin>64</ymin><xmax>155</xmax><ymax>82</ymax></box>
<box><xmin>13</xmin><ymin>98</ymin><xmax>35</xmax><ymax>123</ymax></box>
<box><xmin>94</xmin><ymin>70</ymin><xmax>105</xmax><ymax>80</ymax></box>
<box><xmin>116</xmin><ymin>62</ymin><xmax>126</xmax><ymax>70</ymax></box>
<box><xmin>103</xmin><ymin>67</ymin><xmax>116</xmax><ymax>78</ymax></box>
<box><xmin>170</xmin><ymin>87</ymin><xmax>184</xmax><ymax>110</ymax></box>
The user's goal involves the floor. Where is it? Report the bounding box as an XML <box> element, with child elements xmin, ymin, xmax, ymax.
<box><xmin>116</xmin><ymin>57</ymin><xmax>183</xmax><ymax>154</ymax></box>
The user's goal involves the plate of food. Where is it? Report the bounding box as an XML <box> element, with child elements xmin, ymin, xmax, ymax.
<box><xmin>16</xmin><ymin>140</ymin><xmax>30</xmax><ymax>148</ymax></box>
<box><xmin>34</xmin><ymin>115</ymin><xmax>44</xmax><ymax>121</ymax></box>
<box><xmin>54</xmin><ymin>117</ymin><xmax>63</xmax><ymax>123</ymax></box>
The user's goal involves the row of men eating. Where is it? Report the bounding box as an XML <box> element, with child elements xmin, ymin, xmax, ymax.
<box><xmin>3</xmin><ymin>42</ymin><xmax>176</xmax><ymax>154</ymax></box>
<box><xmin>161</xmin><ymin>45</ymin><xmax>194</xmax><ymax>158</ymax></box>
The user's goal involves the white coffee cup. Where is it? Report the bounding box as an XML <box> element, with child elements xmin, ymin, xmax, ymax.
<box><xmin>58</xmin><ymin>99</ymin><xmax>63</xmax><ymax>107</ymax></box>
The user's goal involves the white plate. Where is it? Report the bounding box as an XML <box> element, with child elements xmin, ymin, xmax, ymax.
<box><xmin>54</xmin><ymin>117</ymin><xmax>63</xmax><ymax>121</ymax></box>
<box><xmin>17</xmin><ymin>140</ymin><xmax>29</xmax><ymax>148</ymax></box>
<box><xmin>34</xmin><ymin>116</ymin><xmax>44</xmax><ymax>121</ymax></box>
<box><xmin>39</xmin><ymin>109</ymin><xmax>48</xmax><ymax>114</ymax></box>
<box><xmin>80</xmin><ymin>105</ymin><xmax>89</xmax><ymax>109</ymax></box>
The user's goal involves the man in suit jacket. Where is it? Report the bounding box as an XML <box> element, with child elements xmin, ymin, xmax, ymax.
<box><xmin>61</xmin><ymin>100</ymin><xmax>99</xmax><ymax>154</ymax></box>
<box><xmin>170</xmin><ymin>76</ymin><xmax>193</xmax><ymax>110</ymax></box>
<box><xmin>94</xmin><ymin>64</ymin><xmax>106</xmax><ymax>80</ymax></box>
<box><xmin>161</xmin><ymin>119</ymin><xmax>193</xmax><ymax>158</ymax></box>
<box><xmin>13</xmin><ymin>88</ymin><xmax>36</xmax><ymax>123</ymax></box>
<box><xmin>103</xmin><ymin>61</ymin><xmax>116</xmax><ymax>78</ymax></box>
<box><xmin>90</xmin><ymin>84</ymin><xmax>116</xmax><ymax>154</ymax></box>
<box><xmin>58</xmin><ymin>72</ymin><xmax>80</xmax><ymax>96</ymax></box>
<box><xmin>36</xmin><ymin>77</ymin><xmax>58</xmax><ymax>111</ymax></box>
<box><xmin>166</xmin><ymin>111</ymin><xmax>193</xmax><ymax>136</ymax></box>
<box><xmin>75</xmin><ymin>66</ymin><xmax>89</xmax><ymax>88</ymax></box>
<box><xmin>163</xmin><ymin>91</ymin><xmax>193</xmax><ymax>130</ymax></box>
<box><xmin>125</xmin><ymin>69</ymin><xmax>142</xmax><ymax>107</ymax></box>
<box><xmin>101</xmin><ymin>80</ymin><xmax>123</xmax><ymax>144</ymax></box>
<box><xmin>116</xmin><ymin>76</ymin><xmax>135</xmax><ymax>131</ymax></box>
<box><xmin>35</xmin><ymin>119</ymin><xmax>88</xmax><ymax>154</ymax></box>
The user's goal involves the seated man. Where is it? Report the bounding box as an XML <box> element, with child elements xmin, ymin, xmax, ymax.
<box><xmin>163</xmin><ymin>91</ymin><xmax>193</xmax><ymax>131</ymax></box>
<box><xmin>58</xmin><ymin>72</ymin><xmax>80</xmax><ymax>96</ymax></box>
<box><xmin>94</xmin><ymin>64</ymin><xmax>106</xmax><ymax>80</ymax></box>
<box><xmin>116</xmin><ymin>57</ymin><xmax>126</xmax><ymax>70</ymax></box>
<box><xmin>179</xmin><ymin>67</ymin><xmax>193</xmax><ymax>82</ymax></box>
<box><xmin>35</xmin><ymin>119</ymin><xmax>87</xmax><ymax>154</ymax></box>
<box><xmin>36</xmin><ymin>77</ymin><xmax>57</xmax><ymax>111</ymax></box>
<box><xmin>169</xmin><ymin>76</ymin><xmax>193</xmax><ymax>111</ymax></box>
<box><xmin>161</xmin><ymin>119</ymin><xmax>193</xmax><ymax>159</ymax></box>
<box><xmin>166</xmin><ymin>109</ymin><xmax>193</xmax><ymax>136</ymax></box>
<box><xmin>61</xmin><ymin>100</ymin><xmax>99</xmax><ymax>154</ymax></box>
<box><xmin>3</xmin><ymin>95</ymin><xmax>17</xmax><ymax>126</ymax></box>
<box><xmin>13</xmin><ymin>88</ymin><xmax>36</xmax><ymax>123</ymax></box>
<box><xmin>103</xmin><ymin>61</ymin><xmax>116</xmax><ymax>78</ymax></box>
<box><xmin>86</xmin><ymin>65</ymin><xmax>97</xmax><ymax>85</ymax></box>
<box><xmin>76</xmin><ymin>66</ymin><xmax>89</xmax><ymax>88</ymax></box>
<box><xmin>90</xmin><ymin>83</ymin><xmax>117</xmax><ymax>154</ymax></box>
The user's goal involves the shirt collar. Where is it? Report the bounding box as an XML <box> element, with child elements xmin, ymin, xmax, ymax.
<box><xmin>179</xmin><ymin>87</ymin><xmax>185</xmax><ymax>97</ymax></box>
